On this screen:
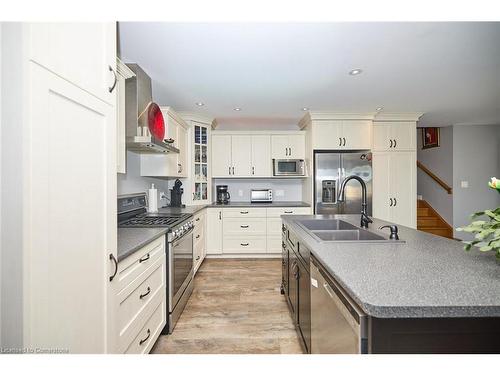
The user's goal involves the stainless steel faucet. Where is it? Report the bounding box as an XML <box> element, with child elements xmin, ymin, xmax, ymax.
<box><xmin>337</xmin><ymin>175</ymin><xmax>373</xmax><ymax>228</ymax></box>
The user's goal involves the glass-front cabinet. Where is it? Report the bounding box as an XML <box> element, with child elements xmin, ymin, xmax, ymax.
<box><xmin>192</xmin><ymin>123</ymin><xmax>210</xmax><ymax>203</ymax></box>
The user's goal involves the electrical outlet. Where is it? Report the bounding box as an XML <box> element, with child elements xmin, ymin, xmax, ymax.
<box><xmin>461</xmin><ymin>181</ymin><xmax>469</xmax><ymax>188</ymax></box>
<box><xmin>238</xmin><ymin>190</ymin><xmax>243</xmax><ymax>197</ymax></box>
<box><xmin>275</xmin><ymin>190</ymin><xmax>284</xmax><ymax>197</ymax></box>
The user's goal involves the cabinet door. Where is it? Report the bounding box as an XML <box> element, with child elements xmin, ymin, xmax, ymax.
<box><xmin>206</xmin><ymin>209</ymin><xmax>223</xmax><ymax>254</ymax></box>
<box><xmin>288</xmin><ymin>134</ymin><xmax>305</xmax><ymax>159</ymax></box>
<box><xmin>342</xmin><ymin>120</ymin><xmax>372</xmax><ymax>150</ymax></box>
<box><xmin>390</xmin><ymin>152</ymin><xmax>417</xmax><ymax>228</ymax></box>
<box><xmin>177</xmin><ymin>125</ymin><xmax>187</xmax><ymax>177</ymax></box>
<box><xmin>251</xmin><ymin>135</ymin><xmax>271</xmax><ymax>177</ymax></box>
<box><xmin>312</xmin><ymin>120</ymin><xmax>342</xmax><ymax>150</ymax></box>
<box><xmin>287</xmin><ymin>250</ymin><xmax>299</xmax><ymax>323</ymax></box>
<box><xmin>297</xmin><ymin>261</ymin><xmax>311</xmax><ymax>353</ymax></box>
<box><xmin>29</xmin><ymin>23</ymin><xmax>116</xmax><ymax>106</ymax></box>
<box><xmin>231</xmin><ymin>135</ymin><xmax>252</xmax><ymax>176</ymax></box>
<box><xmin>271</xmin><ymin>135</ymin><xmax>289</xmax><ymax>159</ymax></box>
<box><xmin>28</xmin><ymin>63</ymin><xmax>115</xmax><ymax>353</ymax></box>
<box><xmin>373</xmin><ymin>122</ymin><xmax>392</xmax><ymax>151</ymax></box>
<box><xmin>372</xmin><ymin>152</ymin><xmax>391</xmax><ymax>222</ymax></box>
<box><xmin>391</xmin><ymin>122</ymin><xmax>416</xmax><ymax>151</ymax></box>
<box><xmin>211</xmin><ymin>135</ymin><xmax>232</xmax><ymax>177</ymax></box>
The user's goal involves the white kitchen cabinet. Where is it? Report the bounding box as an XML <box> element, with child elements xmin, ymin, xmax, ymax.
<box><xmin>193</xmin><ymin>209</ymin><xmax>207</xmax><ymax>273</ymax></box>
<box><xmin>372</xmin><ymin>152</ymin><xmax>416</xmax><ymax>228</ymax></box>
<box><xmin>312</xmin><ymin>120</ymin><xmax>371</xmax><ymax>150</ymax></box>
<box><xmin>29</xmin><ymin>22</ymin><xmax>117</xmax><ymax>106</ymax></box>
<box><xmin>139</xmin><ymin>107</ymin><xmax>188</xmax><ymax>178</ymax></box>
<box><xmin>212</xmin><ymin>135</ymin><xmax>232</xmax><ymax>177</ymax></box>
<box><xmin>251</xmin><ymin>135</ymin><xmax>271</xmax><ymax>176</ymax></box>
<box><xmin>271</xmin><ymin>134</ymin><xmax>305</xmax><ymax>159</ymax></box>
<box><xmin>116</xmin><ymin>58</ymin><xmax>135</xmax><ymax>174</ymax></box>
<box><xmin>231</xmin><ymin>135</ymin><xmax>252</xmax><ymax>176</ymax></box>
<box><xmin>206</xmin><ymin>208</ymin><xmax>223</xmax><ymax>254</ymax></box>
<box><xmin>373</xmin><ymin>121</ymin><xmax>416</xmax><ymax>151</ymax></box>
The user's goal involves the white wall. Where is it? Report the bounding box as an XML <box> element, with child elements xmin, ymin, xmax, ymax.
<box><xmin>416</xmin><ymin>126</ymin><xmax>454</xmax><ymax>224</ymax></box>
<box><xmin>212</xmin><ymin>178</ymin><xmax>303</xmax><ymax>202</ymax></box>
<box><xmin>452</xmin><ymin>124</ymin><xmax>500</xmax><ymax>239</ymax></box>
<box><xmin>0</xmin><ymin>22</ymin><xmax>3</xmax><ymax>347</ymax></box>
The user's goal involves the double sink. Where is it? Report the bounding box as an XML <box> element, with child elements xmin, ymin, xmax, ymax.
<box><xmin>297</xmin><ymin>219</ymin><xmax>405</xmax><ymax>243</ymax></box>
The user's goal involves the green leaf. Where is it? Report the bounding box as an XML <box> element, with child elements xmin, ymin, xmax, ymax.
<box><xmin>479</xmin><ymin>245</ymin><xmax>492</xmax><ymax>252</ymax></box>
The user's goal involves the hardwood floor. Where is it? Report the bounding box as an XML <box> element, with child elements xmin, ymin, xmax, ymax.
<box><xmin>151</xmin><ymin>259</ymin><xmax>304</xmax><ymax>354</ymax></box>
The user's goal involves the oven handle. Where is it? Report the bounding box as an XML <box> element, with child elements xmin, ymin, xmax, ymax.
<box><xmin>170</xmin><ymin>226</ymin><xmax>195</xmax><ymax>246</ymax></box>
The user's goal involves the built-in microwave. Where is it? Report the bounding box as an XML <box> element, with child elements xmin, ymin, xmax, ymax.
<box><xmin>273</xmin><ymin>159</ymin><xmax>305</xmax><ymax>176</ymax></box>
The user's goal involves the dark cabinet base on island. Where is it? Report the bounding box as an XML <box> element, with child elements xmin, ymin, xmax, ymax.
<box><xmin>369</xmin><ymin>316</ymin><xmax>500</xmax><ymax>354</ymax></box>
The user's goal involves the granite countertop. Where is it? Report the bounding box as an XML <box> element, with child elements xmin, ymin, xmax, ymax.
<box><xmin>117</xmin><ymin>227</ymin><xmax>168</xmax><ymax>262</ymax></box>
<box><xmin>117</xmin><ymin>201</ymin><xmax>310</xmax><ymax>262</ymax></box>
<box><xmin>282</xmin><ymin>214</ymin><xmax>500</xmax><ymax>319</ymax></box>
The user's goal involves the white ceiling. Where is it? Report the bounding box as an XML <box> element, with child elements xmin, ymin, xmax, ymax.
<box><xmin>118</xmin><ymin>22</ymin><xmax>500</xmax><ymax>128</ymax></box>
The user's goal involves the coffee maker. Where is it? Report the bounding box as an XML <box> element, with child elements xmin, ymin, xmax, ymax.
<box><xmin>216</xmin><ymin>185</ymin><xmax>230</xmax><ymax>205</ymax></box>
<box><xmin>170</xmin><ymin>179</ymin><xmax>184</xmax><ymax>207</ymax></box>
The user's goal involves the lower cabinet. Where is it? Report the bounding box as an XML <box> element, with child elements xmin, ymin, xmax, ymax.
<box><xmin>113</xmin><ymin>236</ymin><xmax>166</xmax><ymax>354</ymax></box>
<box><xmin>206</xmin><ymin>206</ymin><xmax>311</xmax><ymax>255</ymax></box>
<box><xmin>193</xmin><ymin>209</ymin><xmax>207</xmax><ymax>273</ymax></box>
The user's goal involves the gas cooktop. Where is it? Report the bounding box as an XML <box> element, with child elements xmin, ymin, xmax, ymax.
<box><xmin>119</xmin><ymin>213</ymin><xmax>191</xmax><ymax>228</ymax></box>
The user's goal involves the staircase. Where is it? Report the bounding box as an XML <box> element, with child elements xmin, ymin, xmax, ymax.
<box><xmin>417</xmin><ymin>200</ymin><xmax>454</xmax><ymax>239</ymax></box>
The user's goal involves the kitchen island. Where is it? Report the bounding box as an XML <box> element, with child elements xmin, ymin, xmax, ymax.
<box><xmin>281</xmin><ymin>214</ymin><xmax>500</xmax><ymax>354</ymax></box>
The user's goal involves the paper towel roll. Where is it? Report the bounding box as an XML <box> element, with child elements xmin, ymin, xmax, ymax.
<box><xmin>148</xmin><ymin>183</ymin><xmax>158</xmax><ymax>213</ymax></box>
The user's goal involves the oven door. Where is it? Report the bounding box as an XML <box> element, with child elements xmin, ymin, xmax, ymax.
<box><xmin>168</xmin><ymin>228</ymin><xmax>194</xmax><ymax>311</ymax></box>
<box><xmin>273</xmin><ymin>159</ymin><xmax>305</xmax><ymax>176</ymax></box>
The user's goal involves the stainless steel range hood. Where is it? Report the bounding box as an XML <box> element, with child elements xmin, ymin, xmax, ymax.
<box><xmin>125</xmin><ymin>63</ymin><xmax>179</xmax><ymax>154</ymax></box>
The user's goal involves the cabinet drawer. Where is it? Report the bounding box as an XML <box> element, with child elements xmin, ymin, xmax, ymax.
<box><xmin>223</xmin><ymin>207</ymin><xmax>266</xmax><ymax>218</ymax></box>
<box><xmin>116</xmin><ymin>236</ymin><xmax>165</xmax><ymax>292</ymax></box>
<box><xmin>266</xmin><ymin>236</ymin><xmax>283</xmax><ymax>254</ymax></box>
<box><xmin>194</xmin><ymin>234</ymin><xmax>204</xmax><ymax>260</ymax></box>
<box><xmin>194</xmin><ymin>223</ymin><xmax>204</xmax><ymax>244</ymax></box>
<box><xmin>117</xmin><ymin>255</ymin><xmax>165</xmax><ymax>352</ymax></box>
<box><xmin>193</xmin><ymin>210</ymin><xmax>206</xmax><ymax>229</ymax></box>
<box><xmin>267</xmin><ymin>218</ymin><xmax>283</xmax><ymax>236</ymax></box>
<box><xmin>223</xmin><ymin>218</ymin><xmax>266</xmax><ymax>236</ymax></box>
<box><xmin>223</xmin><ymin>237</ymin><xmax>267</xmax><ymax>253</ymax></box>
<box><xmin>267</xmin><ymin>207</ymin><xmax>310</xmax><ymax>218</ymax></box>
<box><xmin>125</xmin><ymin>299</ymin><xmax>165</xmax><ymax>354</ymax></box>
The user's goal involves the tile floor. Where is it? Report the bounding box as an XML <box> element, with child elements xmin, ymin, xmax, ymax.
<box><xmin>151</xmin><ymin>259</ymin><xmax>303</xmax><ymax>354</ymax></box>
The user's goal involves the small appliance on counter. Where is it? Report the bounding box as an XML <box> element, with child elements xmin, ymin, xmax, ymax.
<box><xmin>216</xmin><ymin>185</ymin><xmax>230</xmax><ymax>204</ymax></box>
<box><xmin>250</xmin><ymin>189</ymin><xmax>273</xmax><ymax>203</ymax></box>
<box><xmin>170</xmin><ymin>179</ymin><xmax>184</xmax><ymax>207</ymax></box>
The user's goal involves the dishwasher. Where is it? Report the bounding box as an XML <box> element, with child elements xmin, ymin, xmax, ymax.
<box><xmin>310</xmin><ymin>256</ymin><xmax>368</xmax><ymax>354</ymax></box>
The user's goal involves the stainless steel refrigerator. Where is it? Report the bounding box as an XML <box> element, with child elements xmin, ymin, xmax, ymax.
<box><xmin>314</xmin><ymin>151</ymin><xmax>372</xmax><ymax>215</ymax></box>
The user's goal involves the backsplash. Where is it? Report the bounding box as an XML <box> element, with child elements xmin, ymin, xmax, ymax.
<box><xmin>212</xmin><ymin>178</ymin><xmax>303</xmax><ymax>202</ymax></box>
<box><xmin>117</xmin><ymin>151</ymin><xmax>170</xmax><ymax>205</ymax></box>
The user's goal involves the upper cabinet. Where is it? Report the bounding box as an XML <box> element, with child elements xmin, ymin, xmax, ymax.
<box><xmin>116</xmin><ymin>59</ymin><xmax>135</xmax><ymax>174</ymax></box>
<box><xmin>212</xmin><ymin>132</ymin><xmax>300</xmax><ymax>178</ymax></box>
<box><xmin>373</xmin><ymin>121</ymin><xmax>416</xmax><ymax>151</ymax></box>
<box><xmin>29</xmin><ymin>23</ymin><xmax>117</xmax><ymax>106</ymax></box>
<box><xmin>271</xmin><ymin>134</ymin><xmax>305</xmax><ymax>159</ymax></box>
<box><xmin>139</xmin><ymin>107</ymin><xmax>188</xmax><ymax>178</ymax></box>
<box><xmin>311</xmin><ymin>120</ymin><xmax>372</xmax><ymax>150</ymax></box>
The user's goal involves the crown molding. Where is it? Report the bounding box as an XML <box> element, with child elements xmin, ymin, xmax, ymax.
<box><xmin>373</xmin><ymin>112</ymin><xmax>424</xmax><ymax>122</ymax></box>
<box><xmin>177</xmin><ymin>112</ymin><xmax>215</xmax><ymax>127</ymax></box>
<box><xmin>116</xmin><ymin>58</ymin><xmax>135</xmax><ymax>79</ymax></box>
<box><xmin>308</xmin><ymin>111</ymin><xmax>377</xmax><ymax>121</ymax></box>
<box><xmin>159</xmin><ymin>106</ymin><xmax>189</xmax><ymax>129</ymax></box>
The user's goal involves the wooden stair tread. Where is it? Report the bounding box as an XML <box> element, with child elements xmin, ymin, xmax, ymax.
<box><xmin>417</xmin><ymin>199</ymin><xmax>454</xmax><ymax>239</ymax></box>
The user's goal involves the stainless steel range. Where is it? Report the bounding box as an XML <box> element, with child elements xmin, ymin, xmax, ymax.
<box><xmin>117</xmin><ymin>193</ymin><xmax>194</xmax><ymax>334</ymax></box>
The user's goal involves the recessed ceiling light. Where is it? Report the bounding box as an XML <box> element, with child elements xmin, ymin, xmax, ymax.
<box><xmin>302</xmin><ymin>107</ymin><xmax>309</xmax><ymax>111</ymax></box>
<box><xmin>233</xmin><ymin>107</ymin><xmax>242</xmax><ymax>111</ymax></box>
<box><xmin>376</xmin><ymin>107</ymin><xmax>383</xmax><ymax>111</ymax></box>
<box><xmin>349</xmin><ymin>69</ymin><xmax>363</xmax><ymax>76</ymax></box>
<box><xmin>195</xmin><ymin>102</ymin><xmax>204</xmax><ymax>106</ymax></box>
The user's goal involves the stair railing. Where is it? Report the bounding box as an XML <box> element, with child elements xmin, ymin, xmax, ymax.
<box><xmin>416</xmin><ymin>161</ymin><xmax>452</xmax><ymax>194</ymax></box>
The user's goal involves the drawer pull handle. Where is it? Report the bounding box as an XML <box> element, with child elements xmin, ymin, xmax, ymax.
<box><xmin>139</xmin><ymin>329</ymin><xmax>151</xmax><ymax>345</ymax></box>
<box><xmin>139</xmin><ymin>253</ymin><xmax>150</xmax><ymax>263</ymax></box>
<box><xmin>284</xmin><ymin>211</ymin><xmax>293</xmax><ymax>214</ymax></box>
<box><xmin>196</xmin><ymin>256</ymin><xmax>200</xmax><ymax>260</ymax></box>
<box><xmin>196</xmin><ymin>218</ymin><xmax>200</xmax><ymax>221</ymax></box>
<box><xmin>196</xmin><ymin>234</ymin><xmax>200</xmax><ymax>239</ymax></box>
<box><xmin>241</xmin><ymin>243</ymin><xmax>249</xmax><ymax>246</ymax></box>
<box><xmin>240</xmin><ymin>225</ymin><xmax>249</xmax><ymax>228</ymax></box>
<box><xmin>139</xmin><ymin>287</ymin><xmax>151</xmax><ymax>299</ymax></box>
<box><xmin>240</xmin><ymin>211</ymin><xmax>249</xmax><ymax>214</ymax></box>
